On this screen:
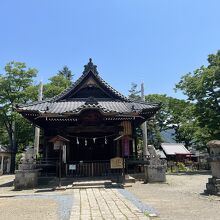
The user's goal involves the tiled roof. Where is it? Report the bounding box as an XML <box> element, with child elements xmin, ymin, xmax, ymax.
<box><xmin>51</xmin><ymin>59</ymin><xmax>129</xmax><ymax>102</ymax></box>
<box><xmin>18</xmin><ymin>100</ymin><xmax>159</xmax><ymax>115</ymax></box>
<box><xmin>156</xmin><ymin>150</ymin><xmax>167</xmax><ymax>159</ymax></box>
<box><xmin>161</xmin><ymin>143</ymin><xmax>191</xmax><ymax>155</ymax></box>
<box><xmin>17</xmin><ymin>59</ymin><xmax>160</xmax><ymax>116</ymax></box>
<box><xmin>0</xmin><ymin>145</ymin><xmax>11</xmax><ymax>153</ymax></box>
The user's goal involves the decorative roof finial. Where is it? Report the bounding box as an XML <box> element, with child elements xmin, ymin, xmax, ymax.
<box><xmin>83</xmin><ymin>58</ymin><xmax>98</xmax><ymax>75</ymax></box>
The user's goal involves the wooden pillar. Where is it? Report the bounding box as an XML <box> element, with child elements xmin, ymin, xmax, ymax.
<box><xmin>132</xmin><ymin>139</ymin><xmax>136</xmax><ymax>158</ymax></box>
<box><xmin>116</xmin><ymin>140</ymin><xmax>120</xmax><ymax>157</ymax></box>
<box><xmin>44</xmin><ymin>136</ymin><xmax>48</xmax><ymax>160</ymax></box>
<box><xmin>66</xmin><ymin>141</ymin><xmax>70</xmax><ymax>163</ymax></box>
<box><xmin>132</xmin><ymin>121</ymin><xmax>138</xmax><ymax>158</ymax></box>
<box><xmin>135</xmin><ymin>137</ymin><xmax>138</xmax><ymax>158</ymax></box>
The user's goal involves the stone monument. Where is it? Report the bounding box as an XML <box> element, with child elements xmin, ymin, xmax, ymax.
<box><xmin>144</xmin><ymin>145</ymin><xmax>166</xmax><ymax>183</ymax></box>
<box><xmin>205</xmin><ymin>140</ymin><xmax>220</xmax><ymax>195</ymax></box>
<box><xmin>14</xmin><ymin>146</ymin><xmax>39</xmax><ymax>190</ymax></box>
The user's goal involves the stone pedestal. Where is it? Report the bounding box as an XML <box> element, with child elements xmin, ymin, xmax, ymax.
<box><xmin>145</xmin><ymin>165</ymin><xmax>166</xmax><ymax>183</ymax></box>
<box><xmin>205</xmin><ymin>140</ymin><xmax>220</xmax><ymax>195</ymax></box>
<box><xmin>14</xmin><ymin>147</ymin><xmax>39</xmax><ymax>190</ymax></box>
<box><xmin>14</xmin><ymin>170</ymin><xmax>39</xmax><ymax>190</ymax></box>
<box><xmin>206</xmin><ymin>177</ymin><xmax>220</xmax><ymax>195</ymax></box>
<box><xmin>144</xmin><ymin>145</ymin><xmax>166</xmax><ymax>183</ymax></box>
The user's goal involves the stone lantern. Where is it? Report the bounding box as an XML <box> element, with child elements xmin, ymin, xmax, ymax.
<box><xmin>14</xmin><ymin>146</ymin><xmax>39</xmax><ymax>190</ymax></box>
<box><xmin>205</xmin><ymin>140</ymin><xmax>220</xmax><ymax>195</ymax></box>
<box><xmin>144</xmin><ymin>145</ymin><xmax>166</xmax><ymax>183</ymax></box>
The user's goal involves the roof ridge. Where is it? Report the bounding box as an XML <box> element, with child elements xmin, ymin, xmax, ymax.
<box><xmin>51</xmin><ymin>73</ymin><xmax>85</xmax><ymax>102</ymax></box>
<box><xmin>70</xmin><ymin>102</ymin><xmax>117</xmax><ymax>114</ymax></box>
<box><xmin>95</xmin><ymin>74</ymin><xmax>129</xmax><ymax>101</ymax></box>
<box><xmin>128</xmin><ymin>99</ymin><xmax>161</xmax><ymax>106</ymax></box>
<box><xmin>17</xmin><ymin>98</ymin><xmax>51</xmax><ymax>108</ymax></box>
<box><xmin>52</xmin><ymin>59</ymin><xmax>129</xmax><ymax>102</ymax></box>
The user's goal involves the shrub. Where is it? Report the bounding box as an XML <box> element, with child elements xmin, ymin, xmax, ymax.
<box><xmin>177</xmin><ymin>162</ymin><xmax>187</xmax><ymax>171</ymax></box>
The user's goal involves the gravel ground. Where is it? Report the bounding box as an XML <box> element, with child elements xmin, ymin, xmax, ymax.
<box><xmin>0</xmin><ymin>175</ymin><xmax>73</xmax><ymax>220</ymax></box>
<box><xmin>0</xmin><ymin>197</ymin><xmax>58</xmax><ymax>220</ymax></box>
<box><xmin>127</xmin><ymin>173</ymin><xmax>220</xmax><ymax>220</ymax></box>
<box><xmin>1</xmin><ymin>173</ymin><xmax>220</xmax><ymax>220</ymax></box>
<box><xmin>118</xmin><ymin>188</ymin><xmax>157</xmax><ymax>216</ymax></box>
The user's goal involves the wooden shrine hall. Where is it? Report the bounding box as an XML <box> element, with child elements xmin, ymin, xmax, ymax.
<box><xmin>17</xmin><ymin>59</ymin><xmax>160</xmax><ymax>178</ymax></box>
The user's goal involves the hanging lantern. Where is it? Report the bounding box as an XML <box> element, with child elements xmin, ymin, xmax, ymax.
<box><xmin>76</xmin><ymin>137</ymin><xmax>79</xmax><ymax>145</ymax></box>
<box><xmin>105</xmin><ymin>136</ymin><xmax>107</xmax><ymax>144</ymax></box>
<box><xmin>85</xmin><ymin>139</ymin><xmax>87</xmax><ymax>146</ymax></box>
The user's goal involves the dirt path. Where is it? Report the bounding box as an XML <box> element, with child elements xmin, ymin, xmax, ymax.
<box><xmin>127</xmin><ymin>173</ymin><xmax>220</xmax><ymax>220</ymax></box>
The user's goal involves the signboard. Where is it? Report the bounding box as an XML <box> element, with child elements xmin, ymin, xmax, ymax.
<box><xmin>53</xmin><ymin>141</ymin><xmax>61</xmax><ymax>150</ymax></box>
<box><xmin>110</xmin><ymin>157</ymin><xmax>123</xmax><ymax>169</ymax></box>
<box><xmin>69</xmin><ymin>164</ymin><xmax>76</xmax><ymax>170</ymax></box>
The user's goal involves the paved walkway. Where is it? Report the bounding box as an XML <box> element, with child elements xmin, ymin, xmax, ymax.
<box><xmin>69</xmin><ymin>188</ymin><xmax>150</xmax><ymax>220</ymax></box>
<box><xmin>0</xmin><ymin>175</ymin><xmax>151</xmax><ymax>219</ymax></box>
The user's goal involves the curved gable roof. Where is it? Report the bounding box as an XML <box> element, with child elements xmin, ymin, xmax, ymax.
<box><xmin>17</xmin><ymin>59</ymin><xmax>161</xmax><ymax>120</ymax></box>
<box><xmin>51</xmin><ymin>59</ymin><xmax>129</xmax><ymax>102</ymax></box>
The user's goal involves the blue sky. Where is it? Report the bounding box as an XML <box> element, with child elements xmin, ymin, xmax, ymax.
<box><xmin>0</xmin><ymin>0</ymin><xmax>220</xmax><ymax>99</ymax></box>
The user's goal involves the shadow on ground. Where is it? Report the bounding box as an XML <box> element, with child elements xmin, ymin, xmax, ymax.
<box><xmin>167</xmin><ymin>170</ymin><xmax>211</xmax><ymax>176</ymax></box>
<box><xmin>0</xmin><ymin>181</ymin><xmax>14</xmax><ymax>187</ymax></box>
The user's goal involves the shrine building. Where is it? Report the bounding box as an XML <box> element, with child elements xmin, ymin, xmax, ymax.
<box><xmin>17</xmin><ymin>59</ymin><xmax>160</xmax><ymax>178</ymax></box>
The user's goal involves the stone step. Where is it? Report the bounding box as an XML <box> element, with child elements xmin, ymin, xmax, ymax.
<box><xmin>125</xmin><ymin>175</ymin><xmax>136</xmax><ymax>183</ymax></box>
<box><xmin>208</xmin><ymin>178</ymin><xmax>220</xmax><ymax>184</ymax></box>
<box><xmin>72</xmin><ymin>180</ymin><xmax>112</xmax><ymax>188</ymax></box>
<box><xmin>206</xmin><ymin>183</ymin><xmax>220</xmax><ymax>194</ymax></box>
<box><xmin>68</xmin><ymin>185</ymin><xmax>109</xmax><ymax>189</ymax></box>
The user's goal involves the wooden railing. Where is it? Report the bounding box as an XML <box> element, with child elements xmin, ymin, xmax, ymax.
<box><xmin>67</xmin><ymin>160</ymin><xmax>121</xmax><ymax>177</ymax></box>
<box><xmin>37</xmin><ymin>159</ymin><xmax>122</xmax><ymax>177</ymax></box>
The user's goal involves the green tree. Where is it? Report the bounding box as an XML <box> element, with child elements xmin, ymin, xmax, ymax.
<box><xmin>26</xmin><ymin>66</ymin><xmax>73</xmax><ymax>100</ymax></box>
<box><xmin>0</xmin><ymin>61</ymin><xmax>37</xmax><ymax>172</ymax></box>
<box><xmin>176</xmin><ymin>50</ymin><xmax>220</xmax><ymax>145</ymax></box>
<box><xmin>58</xmin><ymin>65</ymin><xmax>73</xmax><ymax>81</ymax></box>
<box><xmin>128</xmin><ymin>82</ymin><xmax>141</xmax><ymax>100</ymax></box>
<box><xmin>0</xmin><ymin>118</ymin><xmax>8</xmax><ymax>145</ymax></box>
<box><xmin>145</xmin><ymin>94</ymin><xmax>198</xmax><ymax>148</ymax></box>
<box><xmin>43</xmin><ymin>74</ymin><xmax>72</xmax><ymax>99</ymax></box>
<box><xmin>16</xmin><ymin>115</ymin><xmax>34</xmax><ymax>150</ymax></box>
